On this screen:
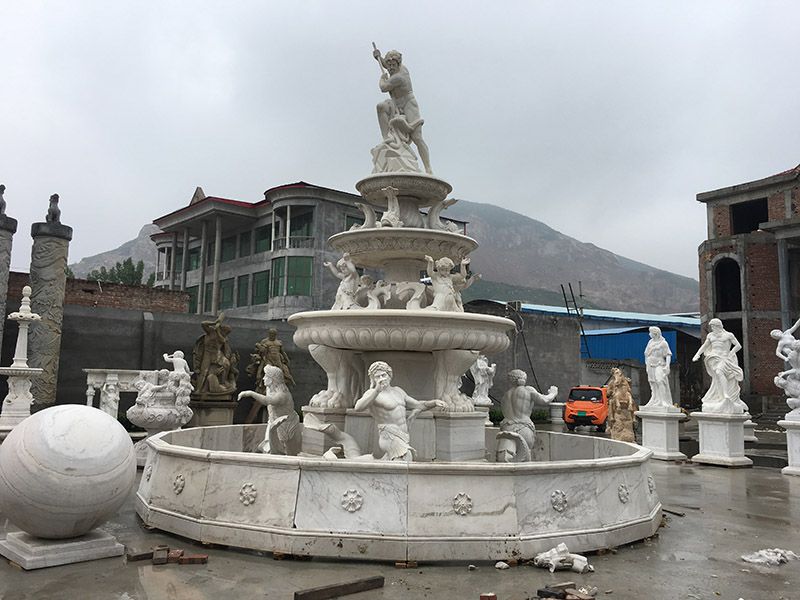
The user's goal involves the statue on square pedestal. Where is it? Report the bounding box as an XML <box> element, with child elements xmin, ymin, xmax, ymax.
<box><xmin>607</xmin><ymin>368</ymin><xmax>637</xmax><ymax>443</ymax></box>
<box><xmin>238</xmin><ymin>365</ymin><xmax>301</xmax><ymax>455</ymax></box>
<box><xmin>692</xmin><ymin>318</ymin><xmax>747</xmax><ymax>414</ymax></box>
<box><xmin>495</xmin><ymin>369</ymin><xmax>558</xmax><ymax>463</ymax></box>
<box><xmin>772</xmin><ymin>318</ymin><xmax>800</xmax><ymax>420</ymax></box>
<box><xmin>641</xmin><ymin>326</ymin><xmax>677</xmax><ymax>412</ymax></box>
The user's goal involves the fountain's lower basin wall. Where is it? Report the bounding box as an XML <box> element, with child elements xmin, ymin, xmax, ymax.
<box><xmin>136</xmin><ymin>426</ymin><xmax>661</xmax><ymax>562</ymax></box>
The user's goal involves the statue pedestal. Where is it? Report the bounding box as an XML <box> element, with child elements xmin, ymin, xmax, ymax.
<box><xmin>433</xmin><ymin>412</ymin><xmax>486</xmax><ymax>462</ymax></box>
<box><xmin>0</xmin><ymin>529</ymin><xmax>124</xmax><ymax>570</ymax></box>
<box><xmin>635</xmin><ymin>410</ymin><xmax>686</xmax><ymax>461</ymax></box>
<box><xmin>743</xmin><ymin>414</ymin><xmax>758</xmax><ymax>443</ymax></box>
<box><xmin>302</xmin><ymin>407</ymin><xmax>347</xmax><ymax>456</ymax></box>
<box><xmin>690</xmin><ymin>412</ymin><xmax>752</xmax><ymax>467</ymax></box>
<box><xmin>474</xmin><ymin>405</ymin><xmax>492</xmax><ymax>425</ymax></box>
<box><xmin>187</xmin><ymin>395</ymin><xmax>236</xmax><ymax>428</ymax></box>
<box><xmin>778</xmin><ymin>419</ymin><xmax>800</xmax><ymax>477</ymax></box>
<box><xmin>549</xmin><ymin>402</ymin><xmax>566</xmax><ymax>425</ymax></box>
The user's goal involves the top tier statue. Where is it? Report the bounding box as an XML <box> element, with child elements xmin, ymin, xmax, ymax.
<box><xmin>372</xmin><ymin>44</ymin><xmax>431</xmax><ymax>175</ymax></box>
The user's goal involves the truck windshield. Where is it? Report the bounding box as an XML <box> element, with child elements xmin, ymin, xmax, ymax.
<box><xmin>568</xmin><ymin>389</ymin><xmax>602</xmax><ymax>402</ymax></box>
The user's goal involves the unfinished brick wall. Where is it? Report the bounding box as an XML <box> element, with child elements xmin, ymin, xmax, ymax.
<box><xmin>745</xmin><ymin>237</ymin><xmax>780</xmax><ymax>312</ymax></box>
<box><xmin>768</xmin><ymin>191</ymin><xmax>786</xmax><ymax>221</ymax></box>
<box><xmin>792</xmin><ymin>186</ymin><xmax>800</xmax><ymax>216</ymax></box>
<box><xmin>712</xmin><ymin>205</ymin><xmax>731</xmax><ymax>237</ymax></box>
<box><xmin>748</xmin><ymin>316</ymin><xmax>782</xmax><ymax>395</ymax></box>
<box><xmin>7</xmin><ymin>272</ymin><xmax>189</xmax><ymax>313</ymax></box>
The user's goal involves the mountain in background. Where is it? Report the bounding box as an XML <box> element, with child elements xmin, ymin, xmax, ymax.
<box><xmin>68</xmin><ymin>201</ymin><xmax>698</xmax><ymax>313</ymax></box>
<box><xmin>446</xmin><ymin>200</ymin><xmax>698</xmax><ymax>313</ymax></box>
<box><xmin>70</xmin><ymin>224</ymin><xmax>160</xmax><ymax>279</ymax></box>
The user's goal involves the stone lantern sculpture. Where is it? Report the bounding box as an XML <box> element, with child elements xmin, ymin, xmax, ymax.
<box><xmin>0</xmin><ymin>286</ymin><xmax>43</xmax><ymax>441</ymax></box>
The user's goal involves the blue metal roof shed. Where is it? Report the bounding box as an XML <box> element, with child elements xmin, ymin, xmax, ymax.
<box><xmin>581</xmin><ymin>327</ymin><xmax>677</xmax><ymax>363</ymax></box>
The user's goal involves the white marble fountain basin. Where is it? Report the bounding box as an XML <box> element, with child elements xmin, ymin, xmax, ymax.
<box><xmin>135</xmin><ymin>425</ymin><xmax>661</xmax><ymax>562</ymax></box>
<box><xmin>290</xmin><ymin>310</ymin><xmax>513</xmax><ymax>354</ymax></box>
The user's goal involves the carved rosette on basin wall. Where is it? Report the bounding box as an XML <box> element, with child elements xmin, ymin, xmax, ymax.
<box><xmin>28</xmin><ymin>219</ymin><xmax>73</xmax><ymax>408</ymax></box>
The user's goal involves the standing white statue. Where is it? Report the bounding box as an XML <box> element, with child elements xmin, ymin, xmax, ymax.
<box><xmin>237</xmin><ymin>365</ymin><xmax>301</xmax><ymax>455</ymax></box>
<box><xmin>692</xmin><ymin>318</ymin><xmax>748</xmax><ymax>414</ymax></box>
<box><xmin>495</xmin><ymin>369</ymin><xmax>558</xmax><ymax>463</ymax></box>
<box><xmin>353</xmin><ymin>361</ymin><xmax>445</xmax><ymax>461</ymax></box>
<box><xmin>641</xmin><ymin>326</ymin><xmax>676</xmax><ymax>412</ymax></box>
<box><xmin>371</xmin><ymin>44</ymin><xmax>432</xmax><ymax>174</ymax></box>
<box><xmin>772</xmin><ymin>318</ymin><xmax>800</xmax><ymax>420</ymax></box>
<box><xmin>470</xmin><ymin>354</ymin><xmax>496</xmax><ymax>407</ymax></box>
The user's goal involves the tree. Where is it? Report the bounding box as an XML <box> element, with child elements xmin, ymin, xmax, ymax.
<box><xmin>65</xmin><ymin>265</ymin><xmax>75</xmax><ymax>279</ymax></box>
<box><xmin>88</xmin><ymin>258</ymin><xmax>151</xmax><ymax>286</ymax></box>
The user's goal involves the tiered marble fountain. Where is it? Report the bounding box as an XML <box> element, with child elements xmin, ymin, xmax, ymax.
<box><xmin>135</xmin><ymin>47</ymin><xmax>661</xmax><ymax>561</ymax></box>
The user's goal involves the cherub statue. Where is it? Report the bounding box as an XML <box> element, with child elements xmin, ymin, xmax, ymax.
<box><xmin>452</xmin><ymin>257</ymin><xmax>480</xmax><ymax>311</ymax></box>
<box><xmin>0</xmin><ymin>184</ymin><xmax>6</xmax><ymax>215</ymax></box>
<box><xmin>237</xmin><ymin>365</ymin><xmax>301</xmax><ymax>455</ymax></box>
<box><xmin>495</xmin><ymin>369</ymin><xmax>558</xmax><ymax>463</ymax></box>
<box><xmin>353</xmin><ymin>361</ymin><xmax>446</xmax><ymax>461</ymax></box>
<box><xmin>132</xmin><ymin>373</ymin><xmax>167</xmax><ymax>407</ymax></box>
<box><xmin>469</xmin><ymin>354</ymin><xmax>496</xmax><ymax>407</ymax></box>
<box><xmin>46</xmin><ymin>194</ymin><xmax>61</xmax><ymax>223</ymax></box>
<box><xmin>607</xmin><ymin>368</ymin><xmax>637</xmax><ymax>442</ymax></box>
<box><xmin>424</xmin><ymin>255</ymin><xmax>461</xmax><ymax>312</ymax></box>
<box><xmin>163</xmin><ymin>350</ymin><xmax>191</xmax><ymax>375</ymax></box>
<box><xmin>325</xmin><ymin>252</ymin><xmax>361</xmax><ymax>310</ymax></box>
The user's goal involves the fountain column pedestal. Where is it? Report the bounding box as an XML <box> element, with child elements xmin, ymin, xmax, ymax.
<box><xmin>778</xmin><ymin>419</ymin><xmax>800</xmax><ymax>477</ymax></box>
<box><xmin>635</xmin><ymin>410</ymin><xmax>686</xmax><ymax>461</ymax></box>
<box><xmin>690</xmin><ymin>412</ymin><xmax>752</xmax><ymax>467</ymax></box>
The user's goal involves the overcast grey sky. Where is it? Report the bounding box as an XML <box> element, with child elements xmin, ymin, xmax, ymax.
<box><xmin>2</xmin><ymin>1</ymin><xmax>799</xmax><ymax>279</ymax></box>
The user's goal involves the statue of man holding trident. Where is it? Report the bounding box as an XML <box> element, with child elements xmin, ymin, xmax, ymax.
<box><xmin>372</xmin><ymin>44</ymin><xmax>432</xmax><ymax>174</ymax></box>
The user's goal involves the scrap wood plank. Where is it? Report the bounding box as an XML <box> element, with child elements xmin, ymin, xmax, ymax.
<box><xmin>294</xmin><ymin>575</ymin><xmax>385</xmax><ymax>600</ymax></box>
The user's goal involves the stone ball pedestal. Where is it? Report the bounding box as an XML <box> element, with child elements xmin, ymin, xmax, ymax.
<box><xmin>778</xmin><ymin>419</ymin><xmax>800</xmax><ymax>477</ymax></box>
<box><xmin>690</xmin><ymin>411</ymin><xmax>752</xmax><ymax>468</ymax></box>
<box><xmin>0</xmin><ymin>404</ymin><xmax>137</xmax><ymax>569</ymax></box>
<box><xmin>635</xmin><ymin>409</ymin><xmax>687</xmax><ymax>461</ymax></box>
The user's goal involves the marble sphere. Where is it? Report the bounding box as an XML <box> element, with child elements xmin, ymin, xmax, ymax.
<box><xmin>0</xmin><ymin>404</ymin><xmax>136</xmax><ymax>539</ymax></box>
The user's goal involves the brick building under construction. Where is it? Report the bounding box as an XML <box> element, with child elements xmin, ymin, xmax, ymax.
<box><xmin>697</xmin><ymin>163</ymin><xmax>800</xmax><ymax>414</ymax></box>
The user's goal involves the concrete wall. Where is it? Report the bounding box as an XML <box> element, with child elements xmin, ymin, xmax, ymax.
<box><xmin>0</xmin><ymin>303</ymin><xmax>327</xmax><ymax>423</ymax></box>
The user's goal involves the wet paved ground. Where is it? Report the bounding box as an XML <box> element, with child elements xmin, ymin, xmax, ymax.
<box><xmin>1</xmin><ymin>461</ymin><xmax>799</xmax><ymax>599</ymax></box>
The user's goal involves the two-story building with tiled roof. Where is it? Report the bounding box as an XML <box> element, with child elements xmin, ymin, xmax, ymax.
<box><xmin>151</xmin><ymin>182</ymin><xmax>368</xmax><ymax>320</ymax></box>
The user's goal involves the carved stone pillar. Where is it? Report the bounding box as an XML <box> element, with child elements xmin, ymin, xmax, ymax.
<box><xmin>28</xmin><ymin>200</ymin><xmax>73</xmax><ymax>408</ymax></box>
<box><xmin>0</xmin><ymin>186</ymin><xmax>18</xmax><ymax>347</ymax></box>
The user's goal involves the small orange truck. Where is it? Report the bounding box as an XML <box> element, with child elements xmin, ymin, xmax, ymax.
<box><xmin>564</xmin><ymin>385</ymin><xmax>609</xmax><ymax>432</ymax></box>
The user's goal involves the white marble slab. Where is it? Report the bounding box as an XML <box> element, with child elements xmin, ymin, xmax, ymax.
<box><xmin>202</xmin><ymin>461</ymin><xmax>300</xmax><ymax>528</ymax></box>
<box><xmin>201</xmin><ymin>425</ymin><xmax>244</xmax><ymax>452</ymax></box>
<box><xmin>407</xmin><ymin>471</ymin><xmax>517</xmax><ymax>537</ymax></box>
<box><xmin>515</xmin><ymin>469</ymin><xmax>600</xmax><ymax>535</ymax></box>
<box><xmin>146</xmin><ymin>454</ymin><xmax>210</xmax><ymax>518</ymax></box>
<box><xmin>295</xmin><ymin>467</ymin><xmax>408</xmax><ymax>535</ymax></box>
<box><xmin>549</xmin><ymin>433</ymin><xmax>596</xmax><ymax>461</ymax></box>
